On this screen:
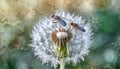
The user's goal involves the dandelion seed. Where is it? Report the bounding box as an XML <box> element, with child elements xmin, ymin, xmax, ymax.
<box><xmin>30</xmin><ymin>10</ymin><xmax>93</xmax><ymax>69</ymax></box>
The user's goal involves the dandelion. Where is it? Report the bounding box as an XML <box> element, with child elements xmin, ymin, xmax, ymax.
<box><xmin>30</xmin><ymin>10</ymin><xmax>93</xmax><ymax>69</ymax></box>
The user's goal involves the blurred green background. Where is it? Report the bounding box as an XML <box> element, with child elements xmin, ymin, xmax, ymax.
<box><xmin>0</xmin><ymin>0</ymin><xmax>120</xmax><ymax>69</ymax></box>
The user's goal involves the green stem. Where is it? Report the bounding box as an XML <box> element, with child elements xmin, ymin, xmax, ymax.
<box><xmin>60</xmin><ymin>59</ymin><xmax>65</xmax><ymax>69</ymax></box>
<box><xmin>66</xmin><ymin>43</ymin><xmax>69</xmax><ymax>57</ymax></box>
<box><xmin>56</xmin><ymin>43</ymin><xmax>69</xmax><ymax>69</ymax></box>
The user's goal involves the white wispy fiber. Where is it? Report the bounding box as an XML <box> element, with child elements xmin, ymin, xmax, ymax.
<box><xmin>30</xmin><ymin>10</ymin><xmax>93</xmax><ymax>68</ymax></box>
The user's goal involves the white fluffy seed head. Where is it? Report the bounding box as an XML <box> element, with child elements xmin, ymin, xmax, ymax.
<box><xmin>56</xmin><ymin>32</ymin><xmax>68</xmax><ymax>39</ymax></box>
<box><xmin>30</xmin><ymin>10</ymin><xmax>93</xmax><ymax>68</ymax></box>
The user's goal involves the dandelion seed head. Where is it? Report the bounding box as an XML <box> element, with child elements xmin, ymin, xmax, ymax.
<box><xmin>30</xmin><ymin>10</ymin><xmax>93</xmax><ymax>68</ymax></box>
<box><xmin>104</xmin><ymin>49</ymin><xmax>118</xmax><ymax>63</ymax></box>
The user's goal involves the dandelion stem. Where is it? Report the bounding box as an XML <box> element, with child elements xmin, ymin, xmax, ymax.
<box><xmin>66</xmin><ymin>43</ymin><xmax>69</xmax><ymax>57</ymax></box>
<box><xmin>60</xmin><ymin>59</ymin><xmax>65</xmax><ymax>69</ymax></box>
